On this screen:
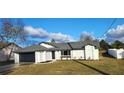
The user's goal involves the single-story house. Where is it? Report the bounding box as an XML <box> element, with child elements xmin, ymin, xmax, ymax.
<box><xmin>108</xmin><ymin>48</ymin><xmax>124</xmax><ymax>59</ymax></box>
<box><xmin>14</xmin><ymin>40</ymin><xmax>100</xmax><ymax>64</ymax></box>
<box><xmin>0</xmin><ymin>42</ymin><xmax>21</xmax><ymax>62</ymax></box>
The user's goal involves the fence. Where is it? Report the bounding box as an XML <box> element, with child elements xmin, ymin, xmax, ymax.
<box><xmin>108</xmin><ymin>49</ymin><xmax>124</xmax><ymax>59</ymax></box>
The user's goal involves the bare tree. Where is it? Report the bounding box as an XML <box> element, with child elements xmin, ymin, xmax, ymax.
<box><xmin>0</xmin><ymin>18</ymin><xmax>27</xmax><ymax>60</ymax></box>
<box><xmin>80</xmin><ymin>32</ymin><xmax>93</xmax><ymax>41</ymax></box>
<box><xmin>51</xmin><ymin>39</ymin><xmax>56</xmax><ymax>43</ymax></box>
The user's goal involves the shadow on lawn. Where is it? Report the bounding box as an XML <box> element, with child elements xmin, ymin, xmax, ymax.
<box><xmin>73</xmin><ymin>60</ymin><xmax>109</xmax><ymax>75</ymax></box>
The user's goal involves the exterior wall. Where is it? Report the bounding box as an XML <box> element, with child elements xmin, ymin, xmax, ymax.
<box><xmin>108</xmin><ymin>49</ymin><xmax>124</xmax><ymax>59</ymax></box>
<box><xmin>55</xmin><ymin>51</ymin><xmax>61</xmax><ymax>60</ymax></box>
<box><xmin>0</xmin><ymin>44</ymin><xmax>21</xmax><ymax>62</ymax></box>
<box><xmin>122</xmin><ymin>51</ymin><xmax>124</xmax><ymax>58</ymax></box>
<box><xmin>35</xmin><ymin>51</ymin><xmax>41</xmax><ymax>63</ymax></box>
<box><xmin>0</xmin><ymin>50</ymin><xmax>8</xmax><ymax>61</ymax></box>
<box><xmin>85</xmin><ymin>45</ymin><xmax>99</xmax><ymax>60</ymax></box>
<box><xmin>46</xmin><ymin>51</ymin><xmax>52</xmax><ymax>61</ymax></box>
<box><xmin>85</xmin><ymin>45</ymin><xmax>94</xmax><ymax>60</ymax></box>
<box><xmin>14</xmin><ymin>53</ymin><xmax>19</xmax><ymax>64</ymax></box>
<box><xmin>35</xmin><ymin>51</ymin><xmax>52</xmax><ymax>63</ymax></box>
<box><xmin>71</xmin><ymin>50</ymin><xmax>85</xmax><ymax>59</ymax></box>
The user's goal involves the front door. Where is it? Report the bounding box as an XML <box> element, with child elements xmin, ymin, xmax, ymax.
<box><xmin>52</xmin><ymin>51</ymin><xmax>55</xmax><ymax>59</ymax></box>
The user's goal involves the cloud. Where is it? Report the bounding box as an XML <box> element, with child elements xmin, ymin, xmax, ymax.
<box><xmin>24</xmin><ymin>26</ymin><xmax>74</xmax><ymax>42</ymax></box>
<box><xmin>50</xmin><ymin>32</ymin><xmax>74</xmax><ymax>42</ymax></box>
<box><xmin>80</xmin><ymin>31</ymin><xmax>95</xmax><ymax>40</ymax></box>
<box><xmin>24</xmin><ymin>26</ymin><xmax>48</xmax><ymax>38</ymax></box>
<box><xmin>105</xmin><ymin>24</ymin><xmax>124</xmax><ymax>42</ymax></box>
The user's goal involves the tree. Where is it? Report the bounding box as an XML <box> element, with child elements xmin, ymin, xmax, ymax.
<box><xmin>0</xmin><ymin>18</ymin><xmax>27</xmax><ymax>60</ymax></box>
<box><xmin>100</xmin><ymin>39</ymin><xmax>111</xmax><ymax>50</ymax></box>
<box><xmin>80</xmin><ymin>33</ymin><xmax>93</xmax><ymax>41</ymax></box>
<box><xmin>51</xmin><ymin>39</ymin><xmax>56</xmax><ymax>43</ymax></box>
<box><xmin>111</xmin><ymin>40</ymin><xmax>124</xmax><ymax>49</ymax></box>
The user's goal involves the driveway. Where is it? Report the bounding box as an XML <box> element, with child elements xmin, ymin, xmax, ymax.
<box><xmin>0</xmin><ymin>64</ymin><xmax>19</xmax><ymax>75</ymax></box>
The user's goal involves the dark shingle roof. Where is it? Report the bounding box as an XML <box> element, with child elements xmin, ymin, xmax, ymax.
<box><xmin>15</xmin><ymin>40</ymin><xmax>100</xmax><ymax>53</ymax></box>
<box><xmin>44</xmin><ymin>42</ymin><xmax>71</xmax><ymax>50</ymax></box>
<box><xmin>15</xmin><ymin>45</ymin><xmax>47</xmax><ymax>53</ymax></box>
<box><xmin>15</xmin><ymin>45</ymin><xmax>60</xmax><ymax>53</ymax></box>
<box><xmin>46</xmin><ymin>40</ymin><xmax>100</xmax><ymax>50</ymax></box>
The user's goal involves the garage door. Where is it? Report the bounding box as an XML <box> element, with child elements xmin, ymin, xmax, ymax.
<box><xmin>19</xmin><ymin>52</ymin><xmax>35</xmax><ymax>62</ymax></box>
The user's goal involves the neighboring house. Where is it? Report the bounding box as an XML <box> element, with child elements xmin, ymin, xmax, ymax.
<box><xmin>108</xmin><ymin>48</ymin><xmax>124</xmax><ymax>59</ymax></box>
<box><xmin>0</xmin><ymin>42</ymin><xmax>21</xmax><ymax>62</ymax></box>
<box><xmin>14</xmin><ymin>39</ymin><xmax>100</xmax><ymax>64</ymax></box>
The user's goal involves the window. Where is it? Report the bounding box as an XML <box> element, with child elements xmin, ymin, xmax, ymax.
<box><xmin>61</xmin><ymin>50</ymin><xmax>70</xmax><ymax>55</ymax></box>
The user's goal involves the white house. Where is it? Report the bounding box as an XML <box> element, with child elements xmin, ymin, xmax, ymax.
<box><xmin>0</xmin><ymin>42</ymin><xmax>21</xmax><ymax>62</ymax></box>
<box><xmin>14</xmin><ymin>40</ymin><xmax>100</xmax><ymax>64</ymax></box>
<box><xmin>108</xmin><ymin>49</ymin><xmax>124</xmax><ymax>59</ymax></box>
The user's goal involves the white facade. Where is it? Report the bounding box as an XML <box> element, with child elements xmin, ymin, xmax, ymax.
<box><xmin>14</xmin><ymin>53</ymin><xmax>19</xmax><ymax>64</ymax></box>
<box><xmin>55</xmin><ymin>51</ymin><xmax>61</xmax><ymax>60</ymax></box>
<box><xmin>108</xmin><ymin>49</ymin><xmax>124</xmax><ymax>59</ymax></box>
<box><xmin>85</xmin><ymin>45</ymin><xmax>99</xmax><ymax>60</ymax></box>
<box><xmin>35</xmin><ymin>51</ymin><xmax>52</xmax><ymax>63</ymax></box>
<box><xmin>14</xmin><ymin>44</ymin><xmax>99</xmax><ymax>64</ymax></box>
<box><xmin>71</xmin><ymin>50</ymin><xmax>85</xmax><ymax>59</ymax></box>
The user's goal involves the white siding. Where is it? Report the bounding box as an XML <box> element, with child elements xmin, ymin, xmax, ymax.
<box><xmin>108</xmin><ymin>49</ymin><xmax>124</xmax><ymax>59</ymax></box>
<box><xmin>71</xmin><ymin>50</ymin><xmax>84</xmax><ymax>59</ymax></box>
<box><xmin>46</xmin><ymin>51</ymin><xmax>52</xmax><ymax>61</ymax></box>
<box><xmin>35</xmin><ymin>51</ymin><xmax>41</xmax><ymax>63</ymax></box>
<box><xmin>85</xmin><ymin>45</ymin><xmax>94</xmax><ymax>60</ymax></box>
<box><xmin>35</xmin><ymin>51</ymin><xmax>52</xmax><ymax>63</ymax></box>
<box><xmin>14</xmin><ymin>53</ymin><xmax>19</xmax><ymax>64</ymax></box>
<box><xmin>55</xmin><ymin>51</ymin><xmax>61</xmax><ymax>60</ymax></box>
<box><xmin>85</xmin><ymin>45</ymin><xmax>99</xmax><ymax>60</ymax></box>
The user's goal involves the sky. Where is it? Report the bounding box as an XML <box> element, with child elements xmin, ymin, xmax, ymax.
<box><xmin>1</xmin><ymin>18</ymin><xmax>124</xmax><ymax>46</ymax></box>
<box><xmin>21</xmin><ymin>18</ymin><xmax>124</xmax><ymax>45</ymax></box>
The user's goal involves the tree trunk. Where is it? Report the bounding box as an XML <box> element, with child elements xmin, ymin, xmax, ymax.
<box><xmin>7</xmin><ymin>44</ymin><xmax>14</xmax><ymax>61</ymax></box>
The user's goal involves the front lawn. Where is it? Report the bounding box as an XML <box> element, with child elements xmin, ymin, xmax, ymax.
<box><xmin>7</xmin><ymin>55</ymin><xmax>124</xmax><ymax>75</ymax></box>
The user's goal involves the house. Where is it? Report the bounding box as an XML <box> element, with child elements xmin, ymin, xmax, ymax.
<box><xmin>14</xmin><ymin>39</ymin><xmax>100</xmax><ymax>64</ymax></box>
<box><xmin>108</xmin><ymin>48</ymin><xmax>124</xmax><ymax>59</ymax></box>
<box><xmin>0</xmin><ymin>42</ymin><xmax>21</xmax><ymax>62</ymax></box>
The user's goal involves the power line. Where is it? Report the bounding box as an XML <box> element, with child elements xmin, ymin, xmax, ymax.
<box><xmin>102</xmin><ymin>18</ymin><xmax>117</xmax><ymax>38</ymax></box>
